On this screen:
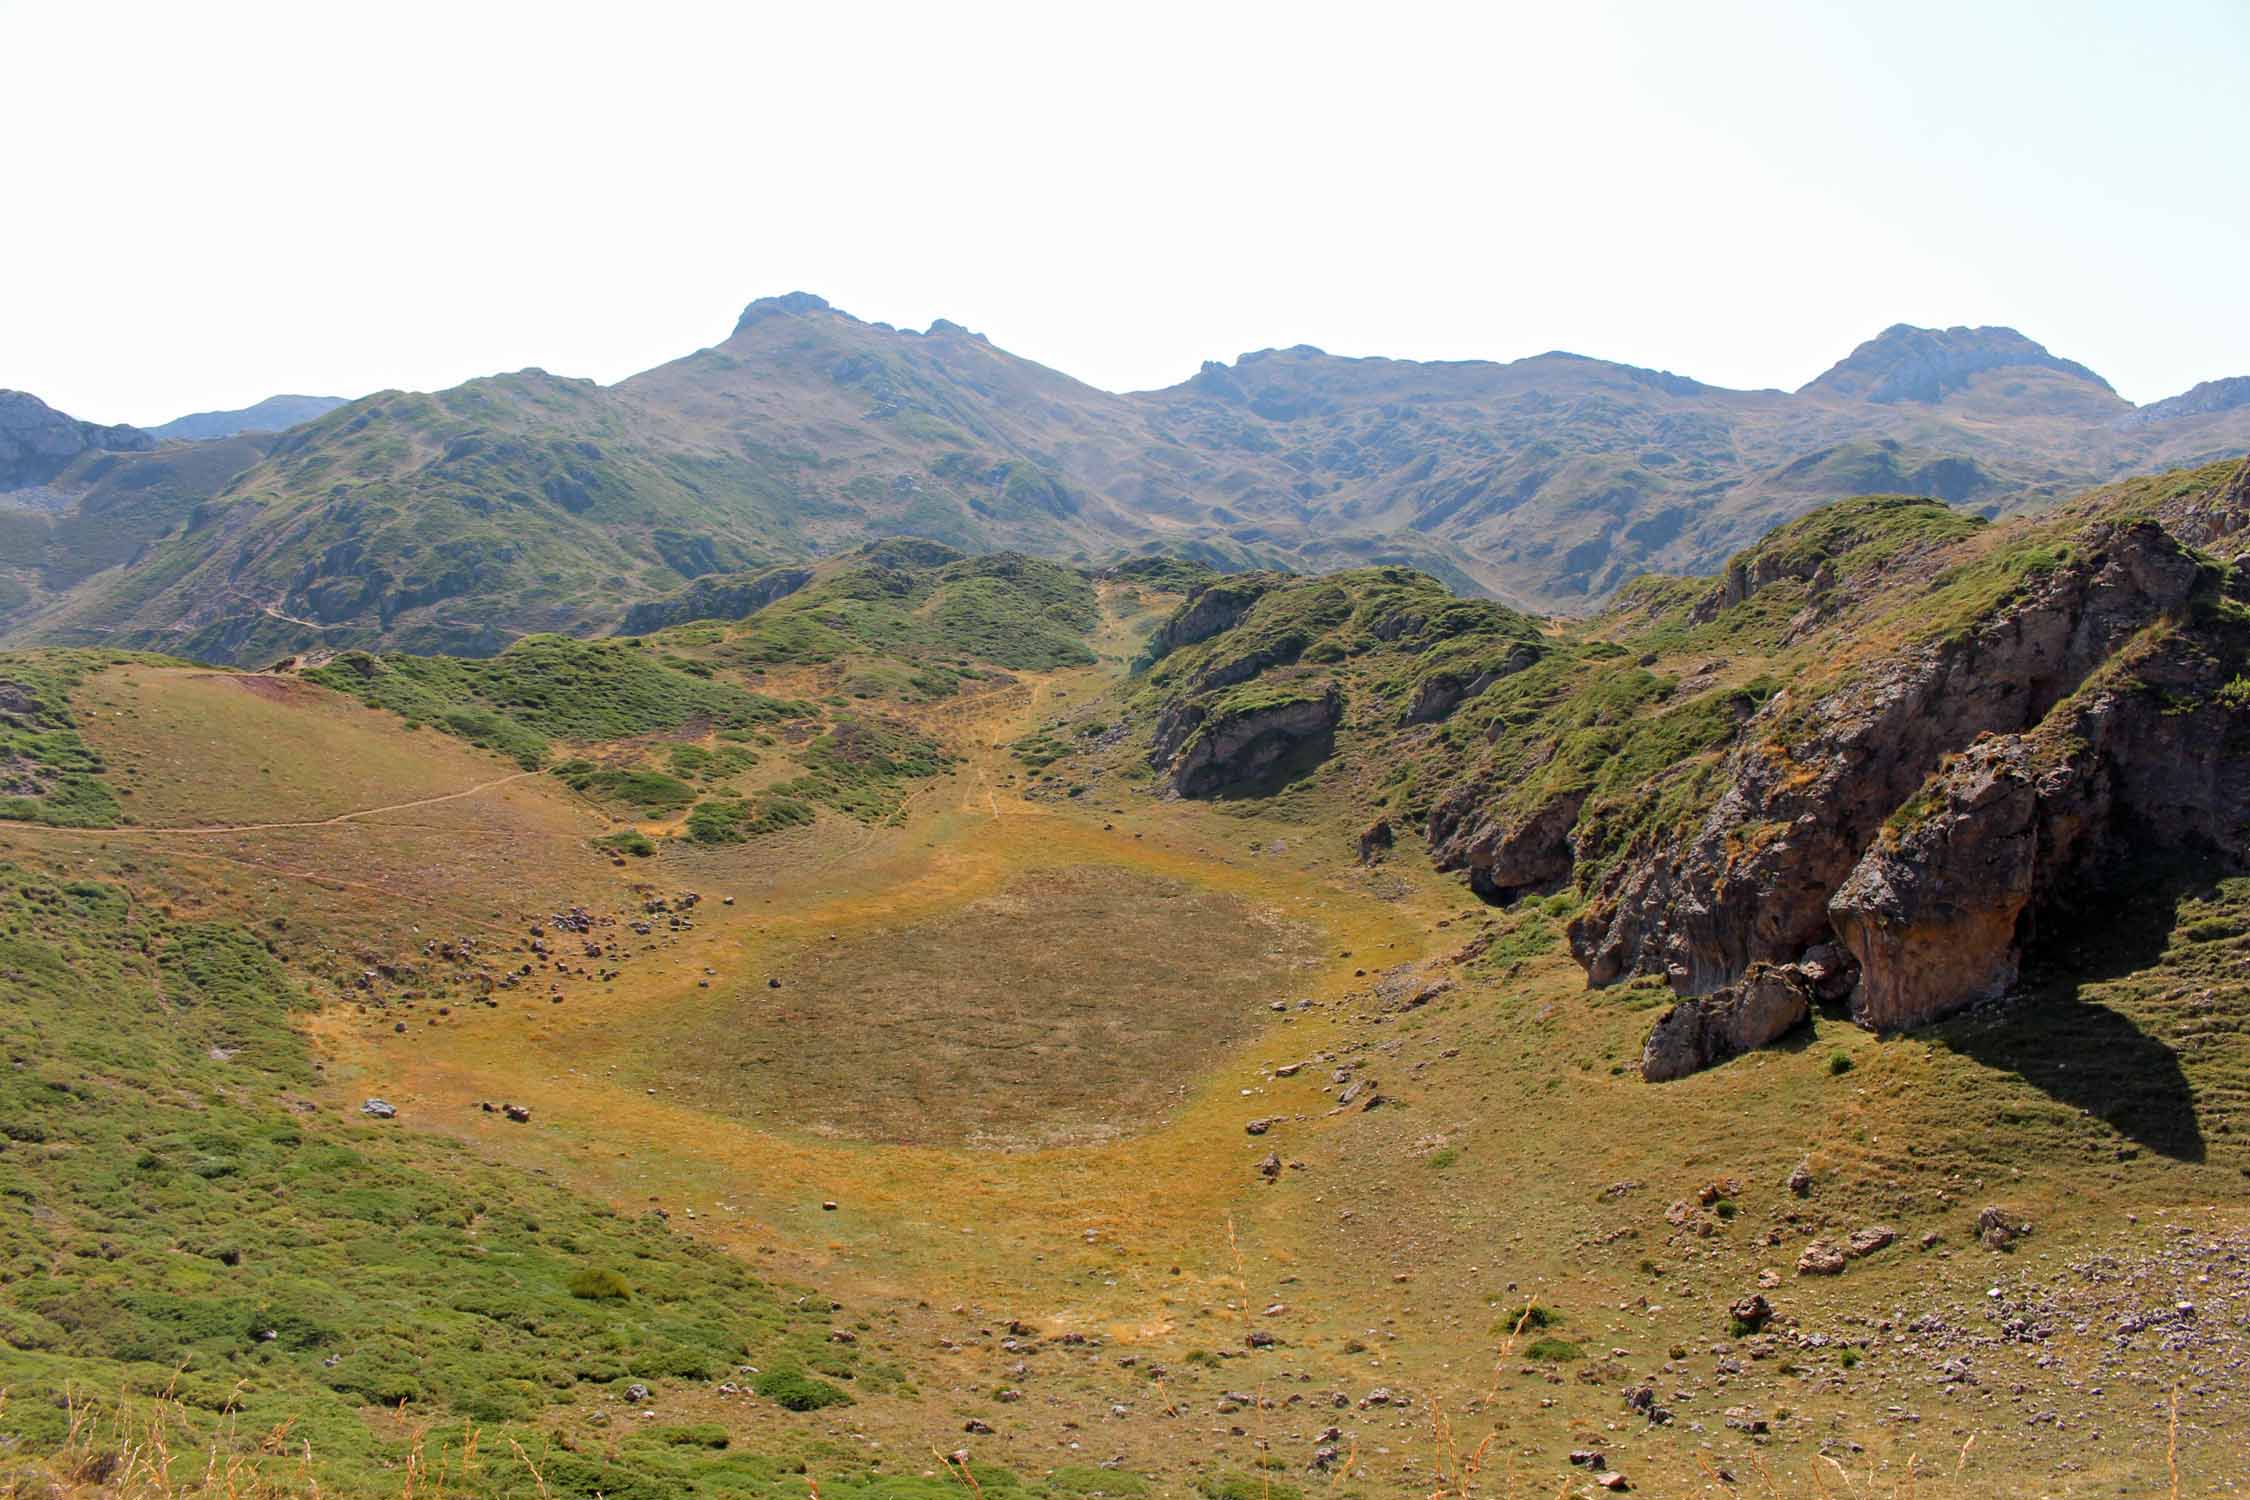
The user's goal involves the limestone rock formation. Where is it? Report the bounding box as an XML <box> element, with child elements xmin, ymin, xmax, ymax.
<box><xmin>619</xmin><ymin>565</ymin><xmax>814</xmax><ymax>635</ymax></box>
<box><xmin>0</xmin><ymin>390</ymin><xmax>152</xmax><ymax>489</ymax></box>
<box><xmin>1573</xmin><ymin>516</ymin><xmax>2220</xmax><ymax>1001</ymax></box>
<box><xmin>1640</xmin><ymin>963</ymin><xmax>1812</xmax><ymax>1082</ymax></box>
<box><xmin>1151</xmin><ymin>684</ymin><xmax>1343</xmax><ymax>797</ymax></box>
<box><xmin>1144</xmin><ymin>575</ymin><xmax>1287</xmax><ymax>662</ymax></box>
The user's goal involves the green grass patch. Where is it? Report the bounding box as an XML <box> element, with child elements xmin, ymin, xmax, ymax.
<box><xmin>0</xmin><ymin>650</ymin><xmax>190</xmax><ymax>827</ymax></box>
<box><xmin>0</xmin><ymin>862</ymin><xmax>852</xmax><ymax>1491</ymax></box>
<box><xmin>556</xmin><ymin>761</ymin><xmax>698</xmax><ymax>817</ymax></box>
<box><xmin>772</xmin><ymin>715</ymin><xmax>957</xmax><ymax>822</ymax></box>
<box><xmin>308</xmin><ymin>636</ymin><xmax>806</xmax><ymax>768</ymax></box>
<box><xmin>685</xmin><ymin>794</ymin><xmax>816</xmax><ymax>844</ymax></box>
<box><xmin>750</xmin><ymin>1366</ymin><xmax>852</xmax><ymax>1412</ymax></box>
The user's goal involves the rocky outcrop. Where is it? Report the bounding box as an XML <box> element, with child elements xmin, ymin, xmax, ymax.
<box><xmin>1144</xmin><ymin>576</ymin><xmax>1287</xmax><ymax>662</ymax></box>
<box><xmin>1402</xmin><ymin>640</ymin><xmax>1543</xmax><ymax>724</ymax></box>
<box><xmin>2124</xmin><ymin>377</ymin><xmax>2250</xmax><ymax>426</ymax></box>
<box><xmin>1428</xmin><ymin>784</ymin><xmax>1588</xmax><ymax>904</ymax></box>
<box><xmin>0</xmin><ymin>390</ymin><xmax>153</xmax><ymax>489</ymax></box>
<box><xmin>2144</xmin><ymin>456</ymin><xmax>2250</xmax><ymax>554</ymax></box>
<box><xmin>1571</xmin><ymin>519</ymin><xmax>2214</xmax><ymax>998</ymax></box>
<box><xmin>1152</xmin><ymin>685</ymin><xmax>1342</xmax><ymax>797</ymax></box>
<box><xmin>1641</xmin><ymin>964</ymin><xmax>1812</xmax><ymax>1082</ymax></box>
<box><xmin>1832</xmin><ymin>613</ymin><xmax>2250</xmax><ymax>1029</ymax></box>
<box><xmin>619</xmin><ymin>565</ymin><xmax>813</xmax><ymax>635</ymax></box>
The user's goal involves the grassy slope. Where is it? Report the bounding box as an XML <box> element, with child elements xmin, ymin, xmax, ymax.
<box><xmin>0</xmin><ymin>863</ymin><xmax>880</xmax><ymax>1499</ymax></box>
<box><xmin>0</xmin><ymin>650</ymin><xmax>205</xmax><ymax>827</ymax></box>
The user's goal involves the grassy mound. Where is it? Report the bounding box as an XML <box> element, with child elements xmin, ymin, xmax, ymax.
<box><xmin>772</xmin><ymin>714</ymin><xmax>957</xmax><ymax>822</ymax></box>
<box><xmin>650</xmin><ymin>543</ymin><xmax>1102</xmax><ymax>675</ymax></box>
<box><xmin>306</xmin><ymin>636</ymin><xmax>807</xmax><ymax>768</ymax></box>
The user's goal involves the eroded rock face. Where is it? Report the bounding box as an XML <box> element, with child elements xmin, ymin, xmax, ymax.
<box><xmin>1640</xmin><ymin>964</ymin><xmax>1812</xmax><ymax>1082</ymax></box>
<box><xmin>619</xmin><ymin>565</ymin><xmax>813</xmax><ymax>635</ymax></box>
<box><xmin>1145</xmin><ymin>576</ymin><xmax>1286</xmax><ymax>661</ymax></box>
<box><xmin>1429</xmin><ymin>784</ymin><xmax>1588</xmax><ymax>904</ymax></box>
<box><xmin>1833</xmin><ymin>612</ymin><xmax>2250</xmax><ymax>1029</ymax></box>
<box><xmin>1573</xmin><ymin>519</ymin><xmax>2213</xmax><ymax>999</ymax></box>
<box><xmin>1402</xmin><ymin>641</ymin><xmax>1543</xmax><ymax>724</ymax></box>
<box><xmin>1151</xmin><ymin>686</ymin><xmax>1343</xmax><ymax>797</ymax></box>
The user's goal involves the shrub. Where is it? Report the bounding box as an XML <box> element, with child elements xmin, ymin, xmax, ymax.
<box><xmin>1493</xmin><ymin>1302</ymin><xmax>1560</xmax><ymax>1334</ymax></box>
<box><xmin>567</xmin><ymin>1268</ymin><xmax>632</xmax><ymax>1300</ymax></box>
<box><xmin>751</xmin><ymin>1367</ymin><xmax>851</xmax><ymax>1411</ymax></box>
<box><xmin>1828</xmin><ymin>1050</ymin><xmax>1854</xmax><ymax>1076</ymax></box>
<box><xmin>1525</xmin><ymin>1336</ymin><xmax>1583</xmax><ymax>1362</ymax></box>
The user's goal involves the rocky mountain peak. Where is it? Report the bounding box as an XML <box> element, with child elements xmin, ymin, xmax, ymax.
<box><xmin>0</xmin><ymin>389</ymin><xmax>154</xmax><ymax>490</ymax></box>
<box><xmin>1802</xmin><ymin>323</ymin><xmax>2115</xmax><ymax>404</ymax></box>
<box><xmin>730</xmin><ymin>290</ymin><xmax>840</xmax><ymax>336</ymax></box>
<box><xmin>2127</xmin><ymin>374</ymin><xmax>2250</xmax><ymax>425</ymax></box>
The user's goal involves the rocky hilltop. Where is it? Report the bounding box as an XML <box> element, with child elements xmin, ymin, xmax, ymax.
<box><xmin>1799</xmin><ymin>323</ymin><xmax>2118</xmax><ymax>407</ymax></box>
<box><xmin>147</xmin><ymin>393</ymin><xmax>349</xmax><ymax>442</ymax></box>
<box><xmin>6</xmin><ymin>299</ymin><xmax>2249</xmax><ymax>662</ymax></box>
<box><xmin>0</xmin><ymin>389</ymin><xmax>152</xmax><ymax>490</ymax></box>
<box><xmin>1123</xmin><ymin>458</ymin><xmax>2250</xmax><ymax>1077</ymax></box>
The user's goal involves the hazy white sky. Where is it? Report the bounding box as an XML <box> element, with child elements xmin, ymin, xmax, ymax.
<box><xmin>7</xmin><ymin>0</ymin><xmax>2246</xmax><ymax>425</ymax></box>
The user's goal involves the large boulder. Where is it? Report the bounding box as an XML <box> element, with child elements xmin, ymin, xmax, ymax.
<box><xmin>1640</xmin><ymin>963</ymin><xmax>1812</xmax><ymax>1081</ymax></box>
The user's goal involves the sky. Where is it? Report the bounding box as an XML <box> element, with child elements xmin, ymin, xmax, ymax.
<box><xmin>7</xmin><ymin>0</ymin><xmax>2247</xmax><ymax>426</ymax></box>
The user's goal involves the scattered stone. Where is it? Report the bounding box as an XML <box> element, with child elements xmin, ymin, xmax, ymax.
<box><xmin>1729</xmin><ymin>1294</ymin><xmax>1772</xmax><ymax>1333</ymax></box>
<box><xmin>1846</xmin><ymin>1225</ymin><xmax>1897</xmax><ymax>1258</ymax></box>
<box><xmin>360</xmin><ymin>1098</ymin><xmax>397</xmax><ymax>1119</ymax></box>
<box><xmin>1786</xmin><ymin>1161</ymin><xmax>1813</xmax><ymax>1196</ymax></box>
<box><xmin>1976</xmin><ymin>1205</ymin><xmax>2029</xmax><ymax>1249</ymax></box>
<box><xmin>1797</xmin><ymin>1241</ymin><xmax>1848</xmax><ymax>1276</ymax></box>
<box><xmin>503</xmin><ymin>1103</ymin><xmax>532</xmax><ymax>1123</ymax></box>
<box><xmin>1244</xmin><ymin>1118</ymin><xmax>1273</xmax><ymax>1136</ymax></box>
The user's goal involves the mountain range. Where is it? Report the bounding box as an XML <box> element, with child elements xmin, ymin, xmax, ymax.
<box><xmin>2</xmin><ymin>296</ymin><xmax>2245</xmax><ymax>662</ymax></box>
